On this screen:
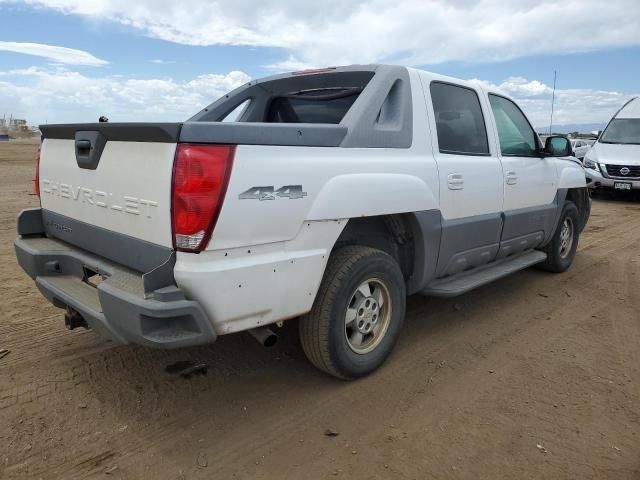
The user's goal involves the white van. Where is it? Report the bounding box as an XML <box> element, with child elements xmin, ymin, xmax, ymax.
<box><xmin>585</xmin><ymin>97</ymin><xmax>640</xmax><ymax>192</ymax></box>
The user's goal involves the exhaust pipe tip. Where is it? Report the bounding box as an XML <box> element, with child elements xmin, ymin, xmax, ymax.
<box><xmin>248</xmin><ymin>326</ymin><xmax>278</xmax><ymax>347</ymax></box>
<box><xmin>263</xmin><ymin>334</ymin><xmax>278</xmax><ymax>348</ymax></box>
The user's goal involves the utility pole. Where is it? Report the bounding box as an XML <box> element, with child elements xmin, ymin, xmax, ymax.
<box><xmin>549</xmin><ymin>70</ymin><xmax>557</xmax><ymax>135</ymax></box>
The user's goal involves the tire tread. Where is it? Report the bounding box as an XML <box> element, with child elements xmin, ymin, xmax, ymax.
<box><xmin>537</xmin><ymin>200</ymin><xmax>579</xmax><ymax>273</ymax></box>
<box><xmin>299</xmin><ymin>246</ymin><xmax>390</xmax><ymax>379</ymax></box>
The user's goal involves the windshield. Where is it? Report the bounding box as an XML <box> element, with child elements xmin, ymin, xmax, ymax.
<box><xmin>600</xmin><ymin>118</ymin><xmax>640</xmax><ymax>144</ymax></box>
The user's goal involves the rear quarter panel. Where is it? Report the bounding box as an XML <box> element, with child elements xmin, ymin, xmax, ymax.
<box><xmin>211</xmin><ymin>145</ymin><xmax>440</xmax><ymax>250</ymax></box>
<box><xmin>175</xmin><ymin>68</ymin><xmax>440</xmax><ymax>333</ymax></box>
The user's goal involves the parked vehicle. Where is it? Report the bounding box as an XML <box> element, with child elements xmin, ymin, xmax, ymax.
<box><xmin>585</xmin><ymin>97</ymin><xmax>640</xmax><ymax>192</ymax></box>
<box><xmin>570</xmin><ymin>139</ymin><xmax>591</xmax><ymax>160</ymax></box>
<box><xmin>15</xmin><ymin>65</ymin><xmax>590</xmax><ymax>379</ymax></box>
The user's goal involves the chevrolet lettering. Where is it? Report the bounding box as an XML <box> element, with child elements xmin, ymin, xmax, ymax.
<box><xmin>41</xmin><ymin>179</ymin><xmax>159</xmax><ymax>218</ymax></box>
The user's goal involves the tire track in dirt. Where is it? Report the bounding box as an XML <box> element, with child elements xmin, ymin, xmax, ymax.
<box><xmin>86</xmin><ymin>226</ymin><xmax>629</xmax><ymax>479</ymax></box>
<box><xmin>0</xmin><ymin>217</ymin><xmax>631</xmax><ymax>478</ymax></box>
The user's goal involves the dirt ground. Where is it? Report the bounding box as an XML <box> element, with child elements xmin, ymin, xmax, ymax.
<box><xmin>1</xmin><ymin>140</ymin><xmax>639</xmax><ymax>480</ymax></box>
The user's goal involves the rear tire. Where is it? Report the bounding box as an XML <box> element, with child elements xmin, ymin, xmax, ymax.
<box><xmin>538</xmin><ymin>201</ymin><xmax>580</xmax><ymax>273</ymax></box>
<box><xmin>299</xmin><ymin>246</ymin><xmax>406</xmax><ymax>380</ymax></box>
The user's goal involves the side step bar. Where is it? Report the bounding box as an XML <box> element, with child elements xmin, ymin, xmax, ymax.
<box><xmin>422</xmin><ymin>250</ymin><xmax>547</xmax><ymax>298</ymax></box>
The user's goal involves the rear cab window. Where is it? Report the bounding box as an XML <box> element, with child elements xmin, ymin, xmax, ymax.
<box><xmin>266</xmin><ymin>87</ymin><xmax>362</xmax><ymax>124</ymax></box>
<box><xmin>196</xmin><ymin>71</ymin><xmax>375</xmax><ymax>125</ymax></box>
<box><xmin>429</xmin><ymin>82</ymin><xmax>490</xmax><ymax>156</ymax></box>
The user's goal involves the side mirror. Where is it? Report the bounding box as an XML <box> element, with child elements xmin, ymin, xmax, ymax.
<box><xmin>544</xmin><ymin>136</ymin><xmax>572</xmax><ymax>157</ymax></box>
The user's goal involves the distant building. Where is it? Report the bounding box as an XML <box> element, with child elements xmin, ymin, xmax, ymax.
<box><xmin>0</xmin><ymin>115</ymin><xmax>34</xmax><ymax>138</ymax></box>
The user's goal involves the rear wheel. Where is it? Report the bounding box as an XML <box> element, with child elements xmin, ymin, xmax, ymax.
<box><xmin>538</xmin><ymin>201</ymin><xmax>580</xmax><ymax>273</ymax></box>
<box><xmin>299</xmin><ymin>246</ymin><xmax>406</xmax><ymax>379</ymax></box>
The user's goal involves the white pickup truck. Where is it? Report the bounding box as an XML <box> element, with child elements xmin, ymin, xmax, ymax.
<box><xmin>15</xmin><ymin>65</ymin><xmax>590</xmax><ymax>379</ymax></box>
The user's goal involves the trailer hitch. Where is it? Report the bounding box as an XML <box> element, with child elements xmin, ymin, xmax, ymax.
<box><xmin>64</xmin><ymin>307</ymin><xmax>89</xmax><ymax>330</ymax></box>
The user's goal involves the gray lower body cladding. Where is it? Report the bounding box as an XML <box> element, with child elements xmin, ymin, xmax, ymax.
<box><xmin>15</xmin><ymin>209</ymin><xmax>215</xmax><ymax>348</ymax></box>
<box><xmin>432</xmin><ymin>206</ymin><xmax>553</xmax><ymax>279</ymax></box>
<box><xmin>409</xmin><ymin>195</ymin><xmax>570</xmax><ymax>293</ymax></box>
<box><xmin>436</xmin><ymin>213</ymin><xmax>503</xmax><ymax>277</ymax></box>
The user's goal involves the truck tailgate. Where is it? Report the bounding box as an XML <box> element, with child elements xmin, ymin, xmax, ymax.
<box><xmin>38</xmin><ymin>124</ymin><xmax>179</xmax><ymax>248</ymax></box>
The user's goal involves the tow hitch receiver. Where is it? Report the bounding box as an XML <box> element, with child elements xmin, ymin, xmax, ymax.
<box><xmin>64</xmin><ymin>307</ymin><xmax>89</xmax><ymax>330</ymax></box>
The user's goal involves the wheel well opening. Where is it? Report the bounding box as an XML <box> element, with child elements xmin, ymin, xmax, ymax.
<box><xmin>565</xmin><ymin>187</ymin><xmax>590</xmax><ymax>232</ymax></box>
<box><xmin>332</xmin><ymin>214</ymin><xmax>415</xmax><ymax>281</ymax></box>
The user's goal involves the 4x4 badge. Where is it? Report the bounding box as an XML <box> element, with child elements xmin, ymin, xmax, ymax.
<box><xmin>239</xmin><ymin>185</ymin><xmax>307</xmax><ymax>201</ymax></box>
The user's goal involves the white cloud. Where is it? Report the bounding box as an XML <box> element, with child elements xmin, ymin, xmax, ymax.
<box><xmin>469</xmin><ymin>76</ymin><xmax>637</xmax><ymax>127</ymax></box>
<box><xmin>0</xmin><ymin>65</ymin><xmax>633</xmax><ymax>128</ymax></box>
<box><xmin>264</xmin><ymin>55</ymin><xmax>315</xmax><ymax>72</ymax></box>
<box><xmin>0</xmin><ymin>41</ymin><xmax>108</xmax><ymax>66</ymax></box>
<box><xmin>150</xmin><ymin>59</ymin><xmax>176</xmax><ymax>65</ymax></box>
<box><xmin>5</xmin><ymin>0</ymin><xmax>640</xmax><ymax>67</ymax></box>
<box><xmin>0</xmin><ymin>66</ymin><xmax>249</xmax><ymax>124</ymax></box>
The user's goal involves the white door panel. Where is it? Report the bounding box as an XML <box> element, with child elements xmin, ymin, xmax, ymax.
<box><xmin>419</xmin><ymin>73</ymin><xmax>503</xmax><ymax>220</ymax></box>
<box><xmin>435</xmin><ymin>155</ymin><xmax>504</xmax><ymax>219</ymax></box>
<box><xmin>418</xmin><ymin>73</ymin><xmax>504</xmax><ymax>276</ymax></box>
<box><xmin>501</xmin><ymin>156</ymin><xmax>557</xmax><ymax>210</ymax></box>
<box><xmin>486</xmin><ymin>94</ymin><xmax>558</xmax><ymax>212</ymax></box>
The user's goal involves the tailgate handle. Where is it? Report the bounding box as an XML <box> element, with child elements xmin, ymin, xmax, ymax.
<box><xmin>75</xmin><ymin>131</ymin><xmax>107</xmax><ymax>170</ymax></box>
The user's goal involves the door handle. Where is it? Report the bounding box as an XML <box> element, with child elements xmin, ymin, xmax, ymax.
<box><xmin>505</xmin><ymin>171</ymin><xmax>518</xmax><ymax>185</ymax></box>
<box><xmin>447</xmin><ymin>173</ymin><xmax>464</xmax><ymax>190</ymax></box>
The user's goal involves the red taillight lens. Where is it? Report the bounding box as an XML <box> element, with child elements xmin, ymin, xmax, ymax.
<box><xmin>171</xmin><ymin>144</ymin><xmax>235</xmax><ymax>252</ymax></box>
<box><xmin>34</xmin><ymin>145</ymin><xmax>41</xmax><ymax>197</ymax></box>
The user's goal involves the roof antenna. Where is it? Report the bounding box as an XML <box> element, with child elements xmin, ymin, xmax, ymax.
<box><xmin>549</xmin><ymin>70</ymin><xmax>557</xmax><ymax>135</ymax></box>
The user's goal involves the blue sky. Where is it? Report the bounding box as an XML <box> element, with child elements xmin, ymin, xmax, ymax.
<box><xmin>1</xmin><ymin>0</ymin><xmax>639</xmax><ymax>127</ymax></box>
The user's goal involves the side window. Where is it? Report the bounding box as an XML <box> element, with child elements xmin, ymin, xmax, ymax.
<box><xmin>489</xmin><ymin>94</ymin><xmax>539</xmax><ymax>156</ymax></box>
<box><xmin>430</xmin><ymin>82</ymin><xmax>490</xmax><ymax>155</ymax></box>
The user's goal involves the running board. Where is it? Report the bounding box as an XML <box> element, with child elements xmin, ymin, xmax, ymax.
<box><xmin>422</xmin><ymin>250</ymin><xmax>547</xmax><ymax>298</ymax></box>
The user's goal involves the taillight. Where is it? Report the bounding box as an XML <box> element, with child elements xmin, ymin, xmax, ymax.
<box><xmin>34</xmin><ymin>145</ymin><xmax>41</xmax><ymax>197</ymax></box>
<box><xmin>171</xmin><ymin>144</ymin><xmax>235</xmax><ymax>252</ymax></box>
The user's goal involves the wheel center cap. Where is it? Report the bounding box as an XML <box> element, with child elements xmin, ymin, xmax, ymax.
<box><xmin>356</xmin><ymin>297</ymin><xmax>379</xmax><ymax>334</ymax></box>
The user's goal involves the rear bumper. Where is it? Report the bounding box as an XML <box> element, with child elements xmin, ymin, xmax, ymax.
<box><xmin>15</xmin><ymin>210</ymin><xmax>216</xmax><ymax>349</ymax></box>
<box><xmin>586</xmin><ymin>168</ymin><xmax>640</xmax><ymax>190</ymax></box>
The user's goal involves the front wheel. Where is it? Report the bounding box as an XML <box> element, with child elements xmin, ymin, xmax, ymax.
<box><xmin>538</xmin><ymin>201</ymin><xmax>580</xmax><ymax>273</ymax></box>
<box><xmin>299</xmin><ymin>246</ymin><xmax>406</xmax><ymax>379</ymax></box>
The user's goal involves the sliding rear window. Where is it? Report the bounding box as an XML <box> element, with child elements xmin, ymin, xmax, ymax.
<box><xmin>266</xmin><ymin>88</ymin><xmax>361</xmax><ymax>124</ymax></box>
